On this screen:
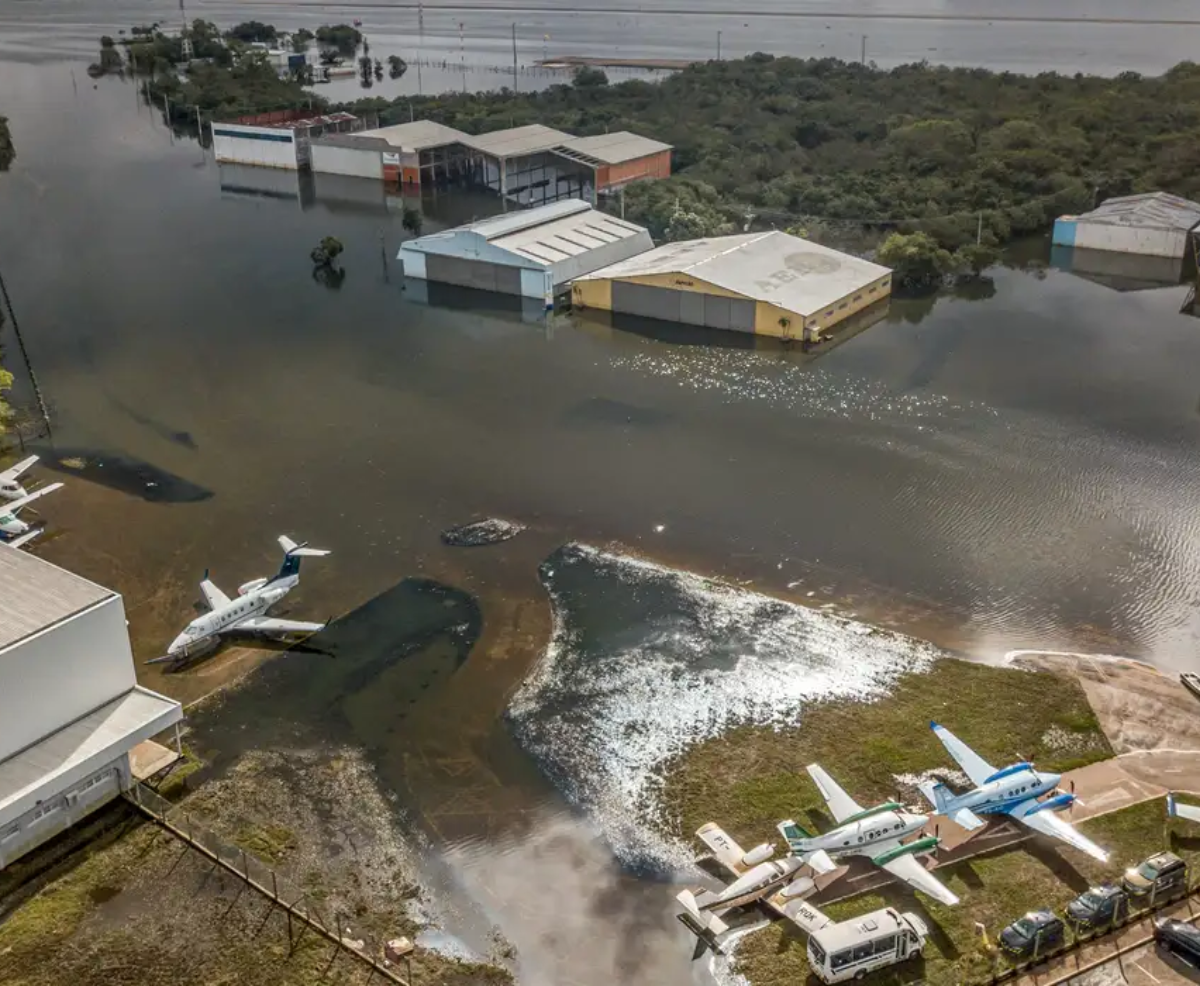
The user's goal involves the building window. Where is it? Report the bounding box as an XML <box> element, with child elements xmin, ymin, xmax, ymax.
<box><xmin>838</xmin><ymin>301</ymin><xmax>848</xmax><ymax>310</ymax></box>
<box><xmin>853</xmin><ymin>294</ymin><xmax>862</xmax><ymax>302</ymax></box>
<box><xmin>869</xmin><ymin>286</ymin><xmax>877</xmax><ymax>293</ymax></box>
<box><xmin>825</xmin><ymin>309</ymin><xmax>834</xmax><ymax>317</ymax></box>
<box><xmin>882</xmin><ymin>278</ymin><xmax>891</xmax><ymax>287</ymax></box>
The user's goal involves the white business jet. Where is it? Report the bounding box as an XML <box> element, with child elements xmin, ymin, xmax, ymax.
<box><xmin>0</xmin><ymin>475</ymin><xmax>64</xmax><ymax>549</ymax></box>
<box><xmin>777</xmin><ymin>764</ymin><xmax>960</xmax><ymax>906</ymax></box>
<box><xmin>0</xmin><ymin>455</ymin><xmax>40</xmax><ymax>502</ymax></box>
<box><xmin>149</xmin><ymin>535</ymin><xmax>330</xmax><ymax>664</ymax></box>
<box><xmin>919</xmin><ymin>721</ymin><xmax>1108</xmax><ymax>862</ymax></box>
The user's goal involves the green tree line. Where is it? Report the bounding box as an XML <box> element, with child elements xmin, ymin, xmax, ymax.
<box><xmin>345</xmin><ymin>55</ymin><xmax>1200</xmax><ymax>253</ymax></box>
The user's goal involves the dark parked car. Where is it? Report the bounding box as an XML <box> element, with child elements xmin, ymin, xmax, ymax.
<box><xmin>1066</xmin><ymin>884</ymin><xmax>1128</xmax><ymax>928</ymax></box>
<box><xmin>1155</xmin><ymin>918</ymin><xmax>1200</xmax><ymax>966</ymax></box>
<box><xmin>1124</xmin><ymin>852</ymin><xmax>1187</xmax><ymax>901</ymax></box>
<box><xmin>1000</xmin><ymin>910</ymin><xmax>1066</xmax><ymax>958</ymax></box>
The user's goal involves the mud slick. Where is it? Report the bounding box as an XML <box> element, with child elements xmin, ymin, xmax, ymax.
<box><xmin>30</xmin><ymin>446</ymin><xmax>213</xmax><ymax>503</ymax></box>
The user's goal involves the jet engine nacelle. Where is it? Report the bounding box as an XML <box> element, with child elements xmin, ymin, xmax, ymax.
<box><xmin>1026</xmin><ymin>793</ymin><xmax>1075</xmax><ymax>815</ymax></box>
<box><xmin>741</xmin><ymin>843</ymin><xmax>774</xmax><ymax>867</ymax></box>
<box><xmin>238</xmin><ymin>578</ymin><xmax>268</xmax><ymax>596</ymax></box>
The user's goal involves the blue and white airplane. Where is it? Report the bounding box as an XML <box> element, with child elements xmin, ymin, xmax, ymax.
<box><xmin>919</xmin><ymin>722</ymin><xmax>1109</xmax><ymax>863</ymax></box>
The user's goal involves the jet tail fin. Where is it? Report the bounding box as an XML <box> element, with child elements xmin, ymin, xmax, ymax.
<box><xmin>275</xmin><ymin>535</ymin><xmax>331</xmax><ymax>580</ymax></box>
<box><xmin>777</xmin><ymin>818</ymin><xmax>813</xmax><ymax>852</ymax></box>
<box><xmin>675</xmin><ymin>890</ymin><xmax>729</xmax><ymax>944</ymax></box>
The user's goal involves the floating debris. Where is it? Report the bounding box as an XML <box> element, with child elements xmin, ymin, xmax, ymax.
<box><xmin>440</xmin><ymin>518</ymin><xmax>525</xmax><ymax>547</ymax></box>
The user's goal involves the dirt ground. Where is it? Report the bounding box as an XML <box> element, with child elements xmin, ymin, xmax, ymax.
<box><xmin>1014</xmin><ymin>653</ymin><xmax>1200</xmax><ymax>755</ymax></box>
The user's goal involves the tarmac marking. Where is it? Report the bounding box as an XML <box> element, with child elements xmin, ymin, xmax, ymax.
<box><xmin>1131</xmin><ymin>960</ymin><xmax>1160</xmax><ymax>983</ymax></box>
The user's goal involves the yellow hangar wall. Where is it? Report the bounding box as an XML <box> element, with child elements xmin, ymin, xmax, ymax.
<box><xmin>572</xmin><ymin>271</ymin><xmax>892</xmax><ymax>339</ymax></box>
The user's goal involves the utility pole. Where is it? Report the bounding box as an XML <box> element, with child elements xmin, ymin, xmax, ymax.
<box><xmin>511</xmin><ymin>23</ymin><xmax>518</xmax><ymax>93</ymax></box>
<box><xmin>976</xmin><ymin>211</ymin><xmax>983</xmax><ymax>245</ymax></box>
<box><xmin>861</xmin><ymin>34</ymin><xmax>867</xmax><ymax>65</ymax></box>
<box><xmin>416</xmin><ymin>0</ymin><xmax>424</xmax><ymax>94</ymax></box>
<box><xmin>717</xmin><ymin>30</ymin><xmax>722</xmax><ymax>61</ymax></box>
<box><xmin>459</xmin><ymin>21</ymin><xmax>465</xmax><ymax>94</ymax></box>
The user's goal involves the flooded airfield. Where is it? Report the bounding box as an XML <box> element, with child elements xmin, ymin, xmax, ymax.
<box><xmin>5</xmin><ymin>30</ymin><xmax>1200</xmax><ymax>985</ymax></box>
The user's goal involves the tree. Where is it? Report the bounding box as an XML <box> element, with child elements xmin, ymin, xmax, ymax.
<box><xmin>292</xmin><ymin>28</ymin><xmax>314</xmax><ymax>49</ymax></box>
<box><xmin>0</xmin><ymin>116</ymin><xmax>13</xmax><ymax>171</ymax></box>
<box><xmin>373</xmin><ymin>58</ymin><xmax>383</xmax><ymax>81</ymax></box>
<box><xmin>573</xmin><ymin>66</ymin><xmax>608</xmax><ymax>89</ymax></box>
<box><xmin>311</xmin><ymin>236</ymin><xmax>345</xmax><ymax>269</ymax></box>
<box><xmin>387</xmin><ymin>55</ymin><xmax>407</xmax><ymax>80</ymax></box>
<box><xmin>402</xmin><ymin>208</ymin><xmax>423</xmax><ymax>236</ymax></box>
<box><xmin>316</xmin><ymin>24</ymin><xmax>362</xmax><ymax>55</ymax></box>
<box><xmin>954</xmin><ymin>242</ymin><xmax>1001</xmax><ymax>277</ymax></box>
<box><xmin>876</xmin><ymin>231</ymin><xmax>954</xmax><ymax>290</ymax></box>
<box><xmin>0</xmin><ymin>363</ymin><xmax>11</xmax><ymax>440</ymax></box>
<box><xmin>358</xmin><ymin>55</ymin><xmax>374</xmax><ymax>88</ymax></box>
<box><xmin>226</xmin><ymin>21</ymin><xmax>278</xmax><ymax>44</ymax></box>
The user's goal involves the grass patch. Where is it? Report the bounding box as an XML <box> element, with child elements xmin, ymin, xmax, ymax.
<box><xmin>154</xmin><ymin>749</ymin><xmax>204</xmax><ymax>801</ymax></box>
<box><xmin>657</xmin><ymin>658</ymin><xmax>1112</xmax><ymax>850</ymax></box>
<box><xmin>733</xmin><ymin>798</ymin><xmax>1190</xmax><ymax>986</ymax></box>
<box><xmin>233</xmin><ymin>823</ymin><xmax>296</xmax><ymax>865</ymax></box>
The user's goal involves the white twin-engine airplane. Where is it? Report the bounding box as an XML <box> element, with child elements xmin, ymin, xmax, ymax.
<box><xmin>0</xmin><ymin>456</ymin><xmax>63</xmax><ymax>548</ymax></box>
<box><xmin>919</xmin><ymin>721</ymin><xmax>1109</xmax><ymax>863</ymax></box>
<box><xmin>778</xmin><ymin>764</ymin><xmax>960</xmax><ymax>907</ymax></box>
<box><xmin>676</xmin><ymin>821</ymin><xmax>818</xmax><ymax>953</ymax></box>
<box><xmin>149</xmin><ymin>536</ymin><xmax>330</xmax><ymax>664</ymax></box>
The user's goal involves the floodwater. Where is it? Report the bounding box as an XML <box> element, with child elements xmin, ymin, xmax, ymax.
<box><xmin>3</xmin><ymin>0</ymin><xmax>1200</xmax><ymax>83</ymax></box>
<box><xmin>5</xmin><ymin>14</ymin><xmax>1200</xmax><ymax>984</ymax></box>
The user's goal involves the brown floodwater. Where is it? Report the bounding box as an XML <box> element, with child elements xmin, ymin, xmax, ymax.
<box><xmin>5</xmin><ymin>22</ymin><xmax>1200</xmax><ymax>984</ymax></box>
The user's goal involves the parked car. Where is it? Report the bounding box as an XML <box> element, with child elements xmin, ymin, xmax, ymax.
<box><xmin>1066</xmin><ymin>884</ymin><xmax>1128</xmax><ymax>928</ymax></box>
<box><xmin>999</xmin><ymin>910</ymin><xmax>1066</xmax><ymax>959</ymax></box>
<box><xmin>1155</xmin><ymin>918</ymin><xmax>1200</xmax><ymax>966</ymax></box>
<box><xmin>1124</xmin><ymin>852</ymin><xmax>1187</xmax><ymax>901</ymax></box>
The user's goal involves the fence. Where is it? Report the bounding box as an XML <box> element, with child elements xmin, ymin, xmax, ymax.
<box><xmin>125</xmin><ymin>782</ymin><xmax>413</xmax><ymax>986</ymax></box>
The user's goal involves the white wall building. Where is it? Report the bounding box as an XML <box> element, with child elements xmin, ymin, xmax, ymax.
<box><xmin>0</xmin><ymin>546</ymin><xmax>182</xmax><ymax>870</ymax></box>
<box><xmin>1053</xmin><ymin>192</ymin><xmax>1200</xmax><ymax>259</ymax></box>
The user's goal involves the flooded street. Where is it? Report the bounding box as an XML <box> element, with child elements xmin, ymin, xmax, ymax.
<box><xmin>4</xmin><ymin>11</ymin><xmax>1200</xmax><ymax>982</ymax></box>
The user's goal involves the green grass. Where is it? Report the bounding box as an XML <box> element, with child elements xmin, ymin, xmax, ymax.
<box><xmin>657</xmin><ymin>658</ymin><xmax>1112</xmax><ymax>850</ymax></box>
<box><xmin>233</xmin><ymin>823</ymin><xmax>297</xmax><ymax>865</ymax></box>
<box><xmin>733</xmin><ymin>798</ymin><xmax>1186</xmax><ymax>986</ymax></box>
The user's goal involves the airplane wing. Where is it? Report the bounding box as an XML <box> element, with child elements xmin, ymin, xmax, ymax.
<box><xmin>695</xmin><ymin>822</ymin><xmax>750</xmax><ymax>876</ymax></box>
<box><xmin>1013</xmin><ymin>800</ymin><xmax>1109</xmax><ymax>862</ymax></box>
<box><xmin>930</xmin><ymin>722</ymin><xmax>996</xmax><ymax>788</ymax></box>
<box><xmin>5</xmin><ymin>482</ymin><xmax>64</xmax><ymax>514</ymax></box>
<box><xmin>6</xmin><ymin>528</ymin><xmax>42</xmax><ymax>549</ymax></box>
<box><xmin>0</xmin><ymin>455</ymin><xmax>38</xmax><ymax>483</ymax></box>
<box><xmin>235</xmin><ymin>616</ymin><xmax>326</xmax><ymax>635</ymax></box>
<box><xmin>806</xmin><ymin>764</ymin><xmax>864</xmax><ymax>824</ymax></box>
<box><xmin>879</xmin><ymin>851</ymin><xmax>960</xmax><ymax>906</ymax></box>
<box><xmin>199</xmin><ymin>578</ymin><xmax>231</xmax><ymax>610</ymax></box>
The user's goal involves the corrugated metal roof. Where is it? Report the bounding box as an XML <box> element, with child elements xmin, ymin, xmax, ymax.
<box><xmin>495</xmin><ymin>210</ymin><xmax>648</xmax><ymax>264</ymax></box>
<box><xmin>1070</xmin><ymin>192</ymin><xmax>1200</xmax><ymax>231</ymax></box>
<box><xmin>577</xmin><ymin>230</ymin><xmax>892</xmax><ymax>317</ymax></box>
<box><xmin>311</xmin><ymin>133</ymin><xmax>393</xmax><ymax>151</ymax></box>
<box><xmin>460</xmin><ymin>124</ymin><xmax>573</xmax><ymax>158</ymax></box>
<box><xmin>367</xmin><ymin>120</ymin><xmax>468</xmax><ymax>151</ymax></box>
<box><xmin>0</xmin><ymin>546</ymin><xmax>113</xmax><ymax>652</ymax></box>
<box><xmin>0</xmin><ymin>686</ymin><xmax>182</xmax><ymax>828</ymax></box>
<box><xmin>554</xmin><ymin>131</ymin><xmax>672</xmax><ymax>165</ymax></box>
<box><xmin>463</xmin><ymin>199</ymin><xmax>591</xmax><ymax>240</ymax></box>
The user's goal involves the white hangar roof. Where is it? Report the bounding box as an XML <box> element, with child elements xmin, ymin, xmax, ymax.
<box><xmin>577</xmin><ymin>230</ymin><xmax>891</xmax><ymax>317</ymax></box>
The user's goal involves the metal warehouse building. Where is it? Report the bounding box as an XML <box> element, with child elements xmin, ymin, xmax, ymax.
<box><xmin>1053</xmin><ymin>192</ymin><xmax>1200</xmax><ymax>259</ymax></box>
<box><xmin>399</xmin><ymin>199</ymin><xmax>653</xmax><ymax>306</ymax></box>
<box><xmin>0</xmin><ymin>547</ymin><xmax>182</xmax><ymax>870</ymax></box>
<box><xmin>309</xmin><ymin>120</ymin><xmax>671</xmax><ymax>205</ymax></box>
<box><xmin>572</xmin><ymin>230</ymin><xmax>892</xmax><ymax>342</ymax></box>
<box><xmin>211</xmin><ymin>109</ymin><xmax>365</xmax><ymax>170</ymax></box>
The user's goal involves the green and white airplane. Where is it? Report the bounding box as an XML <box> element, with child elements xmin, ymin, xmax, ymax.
<box><xmin>778</xmin><ymin>764</ymin><xmax>960</xmax><ymax>907</ymax></box>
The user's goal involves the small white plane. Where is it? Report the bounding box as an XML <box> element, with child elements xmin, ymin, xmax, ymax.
<box><xmin>676</xmin><ymin>821</ymin><xmax>819</xmax><ymax>954</ymax></box>
<box><xmin>777</xmin><ymin>764</ymin><xmax>960</xmax><ymax>907</ymax></box>
<box><xmin>1168</xmin><ymin>793</ymin><xmax>1200</xmax><ymax>825</ymax></box>
<box><xmin>919</xmin><ymin>721</ymin><xmax>1108</xmax><ymax>863</ymax></box>
<box><xmin>0</xmin><ymin>455</ymin><xmax>40</xmax><ymax>502</ymax></box>
<box><xmin>149</xmin><ymin>535</ymin><xmax>330</xmax><ymax>664</ymax></box>
<box><xmin>0</xmin><ymin>478</ymin><xmax>65</xmax><ymax>549</ymax></box>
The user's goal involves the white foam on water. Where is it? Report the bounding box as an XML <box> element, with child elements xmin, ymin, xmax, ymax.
<box><xmin>611</xmin><ymin>350</ymin><xmax>995</xmax><ymax>423</ymax></box>
<box><xmin>509</xmin><ymin>544</ymin><xmax>943</xmax><ymax>870</ymax></box>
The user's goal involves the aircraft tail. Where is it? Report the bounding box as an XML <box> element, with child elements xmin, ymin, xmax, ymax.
<box><xmin>275</xmin><ymin>535</ymin><xmax>331</xmax><ymax>579</ymax></box>
<box><xmin>777</xmin><ymin>819</ymin><xmax>814</xmax><ymax>853</ymax></box>
<box><xmin>919</xmin><ymin>780</ymin><xmax>956</xmax><ymax>814</ymax></box>
<box><xmin>676</xmin><ymin>890</ymin><xmax>729</xmax><ymax>939</ymax></box>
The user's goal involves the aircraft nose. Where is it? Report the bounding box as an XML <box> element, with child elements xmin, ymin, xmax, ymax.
<box><xmin>1042</xmin><ymin>772</ymin><xmax>1062</xmax><ymax>788</ymax></box>
<box><xmin>167</xmin><ymin>633</ymin><xmax>190</xmax><ymax>656</ymax></box>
